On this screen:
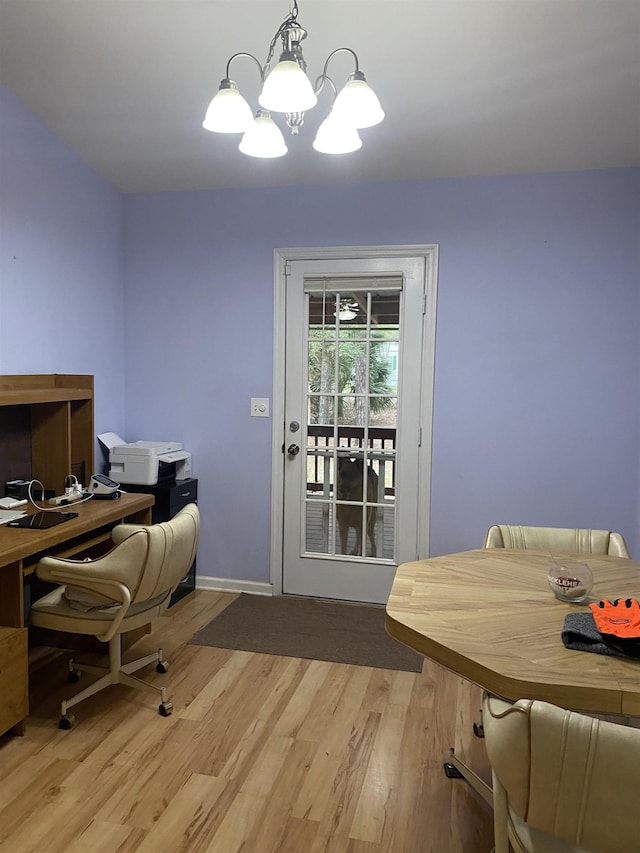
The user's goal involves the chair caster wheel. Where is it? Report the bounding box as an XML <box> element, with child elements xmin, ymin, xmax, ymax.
<box><xmin>156</xmin><ymin>661</ymin><xmax>169</xmax><ymax>674</ymax></box>
<box><xmin>473</xmin><ymin>722</ymin><xmax>485</xmax><ymax>738</ymax></box>
<box><xmin>68</xmin><ymin>669</ymin><xmax>81</xmax><ymax>683</ymax></box>
<box><xmin>59</xmin><ymin>713</ymin><xmax>76</xmax><ymax>730</ymax></box>
<box><xmin>443</xmin><ymin>762</ymin><xmax>464</xmax><ymax>779</ymax></box>
<box><xmin>159</xmin><ymin>701</ymin><xmax>173</xmax><ymax>717</ymax></box>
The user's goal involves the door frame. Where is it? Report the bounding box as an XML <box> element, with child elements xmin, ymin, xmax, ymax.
<box><xmin>270</xmin><ymin>244</ymin><xmax>439</xmax><ymax>596</ymax></box>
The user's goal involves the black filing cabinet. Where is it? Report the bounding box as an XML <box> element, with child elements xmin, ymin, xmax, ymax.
<box><xmin>123</xmin><ymin>478</ymin><xmax>198</xmax><ymax>606</ymax></box>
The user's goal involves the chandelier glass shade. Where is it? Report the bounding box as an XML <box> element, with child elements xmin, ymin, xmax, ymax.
<box><xmin>202</xmin><ymin>1</ymin><xmax>384</xmax><ymax>159</ymax></box>
<box><xmin>259</xmin><ymin>57</ymin><xmax>318</xmax><ymax>113</ymax></box>
<box><xmin>331</xmin><ymin>72</ymin><xmax>385</xmax><ymax>129</ymax></box>
<box><xmin>313</xmin><ymin>111</ymin><xmax>362</xmax><ymax>155</ymax></box>
<box><xmin>202</xmin><ymin>80</ymin><xmax>254</xmax><ymax>133</ymax></box>
<box><xmin>238</xmin><ymin>110</ymin><xmax>288</xmax><ymax>158</ymax></box>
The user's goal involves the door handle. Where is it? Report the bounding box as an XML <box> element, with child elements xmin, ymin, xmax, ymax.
<box><xmin>287</xmin><ymin>444</ymin><xmax>300</xmax><ymax>456</ymax></box>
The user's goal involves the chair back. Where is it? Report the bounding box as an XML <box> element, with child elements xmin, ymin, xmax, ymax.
<box><xmin>483</xmin><ymin>694</ymin><xmax>640</xmax><ymax>853</ymax></box>
<box><xmin>111</xmin><ymin>503</ymin><xmax>200</xmax><ymax>603</ymax></box>
<box><xmin>483</xmin><ymin>524</ymin><xmax>630</xmax><ymax>557</ymax></box>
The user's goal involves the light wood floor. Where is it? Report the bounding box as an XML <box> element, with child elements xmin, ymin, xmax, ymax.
<box><xmin>0</xmin><ymin>591</ymin><xmax>494</xmax><ymax>852</ymax></box>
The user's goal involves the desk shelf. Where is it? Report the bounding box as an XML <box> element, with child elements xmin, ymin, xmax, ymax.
<box><xmin>0</xmin><ymin>388</ymin><xmax>93</xmax><ymax>405</ymax></box>
<box><xmin>0</xmin><ymin>374</ymin><xmax>94</xmax><ymax>495</ymax></box>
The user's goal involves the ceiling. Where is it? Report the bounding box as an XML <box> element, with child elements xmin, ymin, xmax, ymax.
<box><xmin>1</xmin><ymin>1</ymin><xmax>638</xmax><ymax>193</ymax></box>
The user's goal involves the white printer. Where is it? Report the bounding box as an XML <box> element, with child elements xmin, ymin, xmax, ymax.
<box><xmin>98</xmin><ymin>433</ymin><xmax>192</xmax><ymax>486</ymax></box>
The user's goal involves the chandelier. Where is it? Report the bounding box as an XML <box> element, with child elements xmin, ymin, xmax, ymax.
<box><xmin>202</xmin><ymin>0</ymin><xmax>384</xmax><ymax>158</ymax></box>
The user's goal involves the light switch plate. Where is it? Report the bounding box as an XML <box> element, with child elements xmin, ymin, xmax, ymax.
<box><xmin>250</xmin><ymin>397</ymin><xmax>270</xmax><ymax>417</ymax></box>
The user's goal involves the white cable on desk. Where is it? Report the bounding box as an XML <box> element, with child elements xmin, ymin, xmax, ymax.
<box><xmin>28</xmin><ymin>479</ymin><xmax>93</xmax><ymax>511</ymax></box>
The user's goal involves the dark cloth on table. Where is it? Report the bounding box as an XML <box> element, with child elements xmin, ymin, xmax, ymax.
<box><xmin>561</xmin><ymin>611</ymin><xmax>640</xmax><ymax>659</ymax></box>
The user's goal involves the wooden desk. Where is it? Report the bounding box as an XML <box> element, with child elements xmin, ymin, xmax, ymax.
<box><xmin>0</xmin><ymin>492</ymin><xmax>154</xmax><ymax>735</ymax></box>
<box><xmin>386</xmin><ymin>549</ymin><xmax>640</xmax><ymax>802</ymax></box>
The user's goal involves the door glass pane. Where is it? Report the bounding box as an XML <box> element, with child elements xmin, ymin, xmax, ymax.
<box><xmin>370</xmin><ymin>292</ymin><xmax>401</xmax><ymax>338</ymax></box>
<box><xmin>305</xmin><ymin>500</ymin><xmax>333</xmax><ymax>554</ymax></box>
<box><xmin>308</xmin><ymin>341</ymin><xmax>336</xmax><ymax>395</ymax></box>
<box><xmin>308</xmin><ymin>294</ymin><xmax>337</xmax><ymax>339</ymax></box>
<box><xmin>337</xmin><ymin>395</ymin><xmax>359</xmax><ymax>426</ymax></box>
<box><xmin>369</xmin><ymin>397</ymin><xmax>397</xmax><ymax>429</ymax></box>
<box><xmin>337</xmin><ymin>341</ymin><xmax>368</xmax><ymax>390</ymax></box>
<box><xmin>377</xmin><ymin>505</ymin><xmax>395</xmax><ymax>560</ymax></box>
<box><xmin>305</xmin><ymin>448</ymin><xmax>333</xmax><ymax>498</ymax></box>
<box><xmin>370</xmin><ymin>341</ymin><xmax>398</xmax><ymax>395</ymax></box>
<box><xmin>308</xmin><ymin>396</ymin><xmax>334</xmax><ymax>426</ymax></box>
<box><xmin>304</xmin><ymin>283</ymin><xmax>399</xmax><ymax>563</ymax></box>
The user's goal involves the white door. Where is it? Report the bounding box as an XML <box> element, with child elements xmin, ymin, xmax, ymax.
<box><xmin>274</xmin><ymin>247</ymin><xmax>437</xmax><ymax>604</ymax></box>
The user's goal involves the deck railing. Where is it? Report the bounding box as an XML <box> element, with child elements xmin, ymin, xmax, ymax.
<box><xmin>306</xmin><ymin>424</ymin><xmax>396</xmax><ymax>498</ymax></box>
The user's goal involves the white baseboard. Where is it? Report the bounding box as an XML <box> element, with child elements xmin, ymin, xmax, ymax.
<box><xmin>196</xmin><ymin>576</ymin><xmax>273</xmax><ymax>596</ymax></box>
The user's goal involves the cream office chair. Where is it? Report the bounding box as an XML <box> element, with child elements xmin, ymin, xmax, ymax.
<box><xmin>483</xmin><ymin>525</ymin><xmax>630</xmax><ymax>558</ymax></box>
<box><xmin>30</xmin><ymin>503</ymin><xmax>200</xmax><ymax>728</ymax></box>
<box><xmin>482</xmin><ymin>693</ymin><xmax>640</xmax><ymax>853</ymax></box>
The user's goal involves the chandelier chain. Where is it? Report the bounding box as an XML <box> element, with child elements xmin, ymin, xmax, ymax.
<box><xmin>263</xmin><ymin>1</ymin><xmax>300</xmax><ymax>74</ymax></box>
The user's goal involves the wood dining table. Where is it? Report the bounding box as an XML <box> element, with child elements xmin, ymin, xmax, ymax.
<box><xmin>385</xmin><ymin>548</ymin><xmax>640</xmax><ymax>802</ymax></box>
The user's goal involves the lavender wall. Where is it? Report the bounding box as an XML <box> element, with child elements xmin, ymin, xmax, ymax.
<box><xmin>1</xmin><ymin>85</ymin><xmax>637</xmax><ymax>580</ymax></box>
<box><xmin>0</xmin><ymin>86</ymin><xmax>126</xmax><ymax>445</ymax></box>
<box><xmin>124</xmin><ymin>169</ymin><xmax>640</xmax><ymax>579</ymax></box>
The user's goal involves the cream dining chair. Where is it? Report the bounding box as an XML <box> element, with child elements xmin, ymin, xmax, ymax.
<box><xmin>30</xmin><ymin>503</ymin><xmax>200</xmax><ymax>728</ymax></box>
<box><xmin>482</xmin><ymin>693</ymin><xmax>640</xmax><ymax>853</ymax></box>
<box><xmin>482</xmin><ymin>524</ymin><xmax>630</xmax><ymax>558</ymax></box>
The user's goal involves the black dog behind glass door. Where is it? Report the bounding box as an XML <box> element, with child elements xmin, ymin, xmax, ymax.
<box><xmin>336</xmin><ymin>457</ymin><xmax>378</xmax><ymax>557</ymax></box>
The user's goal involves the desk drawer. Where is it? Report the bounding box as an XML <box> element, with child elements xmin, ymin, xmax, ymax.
<box><xmin>0</xmin><ymin>627</ymin><xmax>28</xmax><ymax>736</ymax></box>
<box><xmin>124</xmin><ymin>479</ymin><xmax>197</xmax><ymax>521</ymax></box>
<box><xmin>169</xmin><ymin>479</ymin><xmax>198</xmax><ymax>509</ymax></box>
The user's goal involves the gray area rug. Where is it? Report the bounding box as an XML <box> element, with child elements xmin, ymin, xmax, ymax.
<box><xmin>189</xmin><ymin>593</ymin><xmax>423</xmax><ymax>672</ymax></box>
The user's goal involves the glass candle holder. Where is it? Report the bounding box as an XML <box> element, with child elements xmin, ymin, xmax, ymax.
<box><xmin>548</xmin><ymin>561</ymin><xmax>594</xmax><ymax>603</ymax></box>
